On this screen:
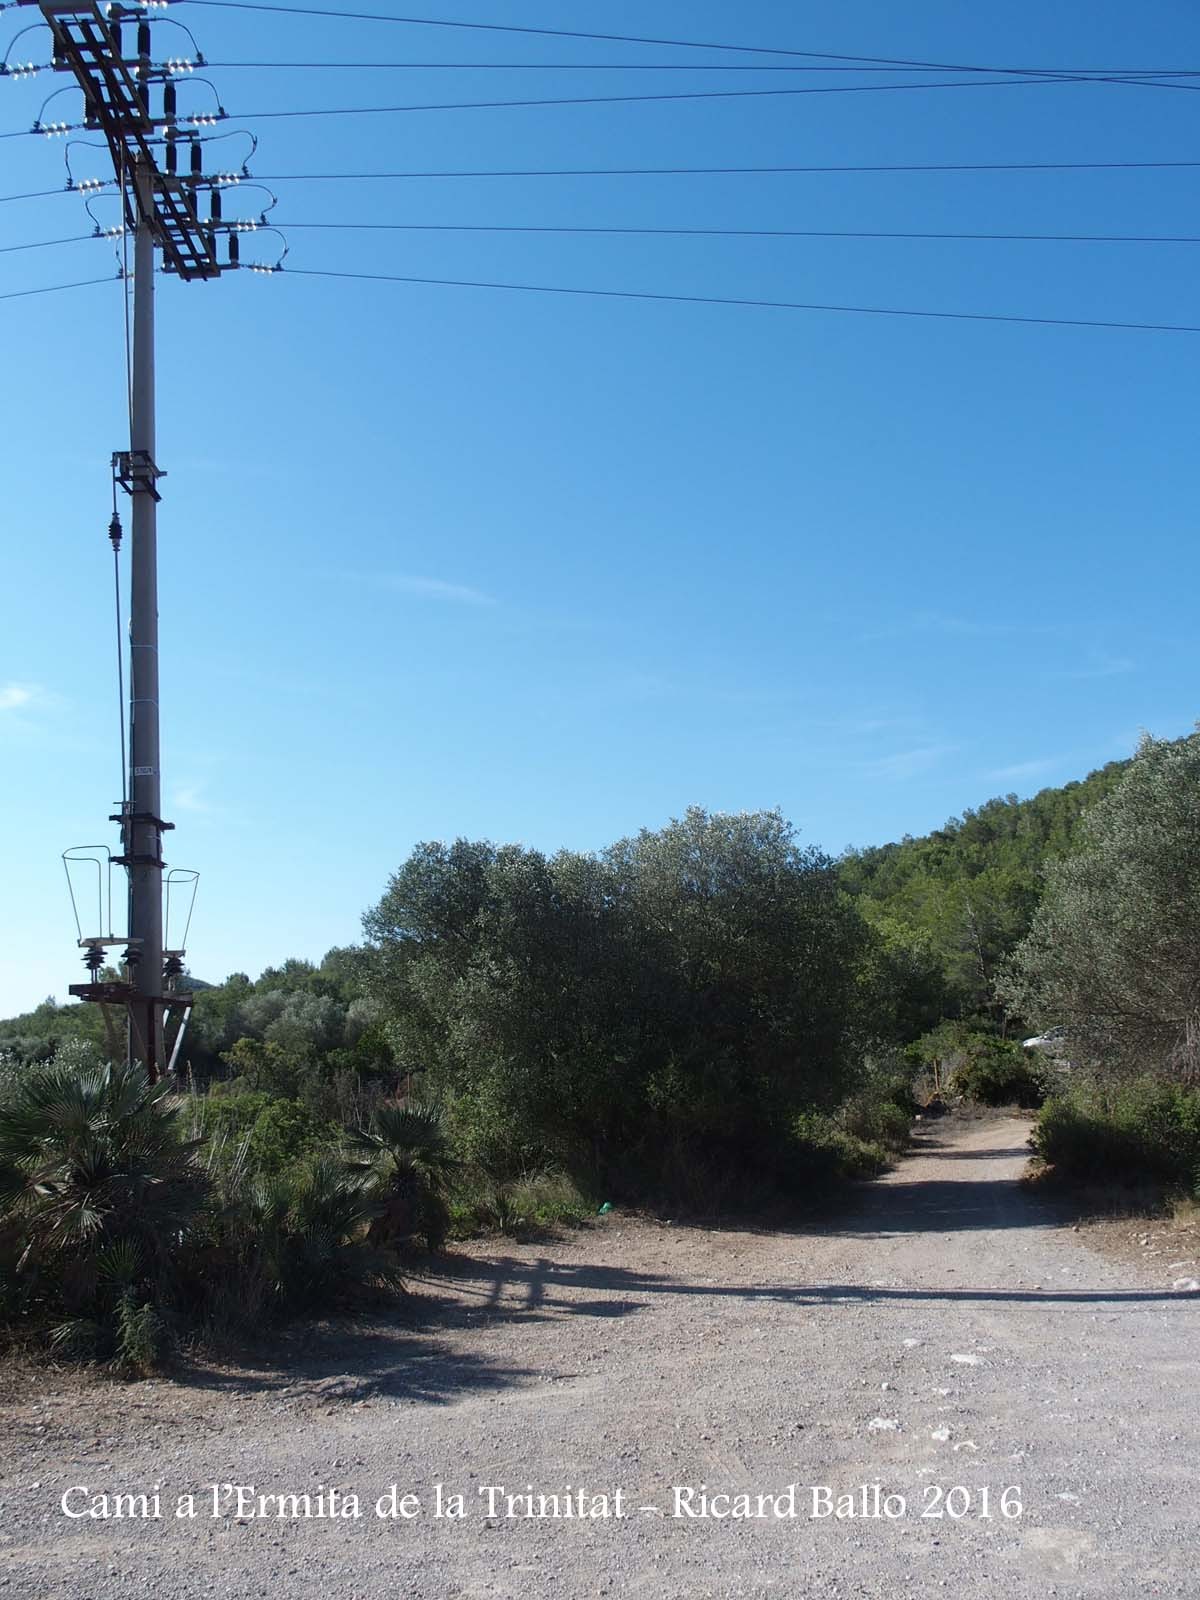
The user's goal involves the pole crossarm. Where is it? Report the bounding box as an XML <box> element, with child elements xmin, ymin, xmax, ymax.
<box><xmin>37</xmin><ymin>0</ymin><xmax>221</xmax><ymax>277</ymax></box>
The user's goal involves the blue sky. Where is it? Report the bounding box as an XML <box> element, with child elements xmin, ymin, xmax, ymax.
<box><xmin>2</xmin><ymin>1</ymin><xmax>1198</xmax><ymax>1014</ymax></box>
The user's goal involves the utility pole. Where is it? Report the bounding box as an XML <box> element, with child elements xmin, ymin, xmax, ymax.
<box><xmin>126</xmin><ymin>159</ymin><xmax>164</xmax><ymax>1072</ymax></box>
<box><xmin>36</xmin><ymin>0</ymin><xmax>246</xmax><ymax>1078</ymax></box>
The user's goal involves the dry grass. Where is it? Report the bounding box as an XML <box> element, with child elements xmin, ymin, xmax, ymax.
<box><xmin>1068</xmin><ymin>1196</ymin><xmax>1200</xmax><ymax>1282</ymax></box>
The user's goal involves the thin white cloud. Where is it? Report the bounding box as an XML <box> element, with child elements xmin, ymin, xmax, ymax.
<box><xmin>862</xmin><ymin>612</ymin><xmax>1014</xmax><ymax>643</ymax></box>
<box><xmin>1062</xmin><ymin>652</ymin><xmax>1135</xmax><ymax>681</ymax></box>
<box><xmin>0</xmin><ymin>682</ymin><xmax>37</xmax><ymax>711</ymax></box>
<box><xmin>986</xmin><ymin>757</ymin><xmax>1059</xmax><ymax>784</ymax></box>
<box><xmin>860</xmin><ymin>744</ymin><xmax>958</xmax><ymax>782</ymax></box>
<box><xmin>172</xmin><ymin>783</ymin><xmax>211</xmax><ymax>815</ymax></box>
<box><xmin>862</xmin><ymin>611</ymin><xmax>1064</xmax><ymax>645</ymax></box>
<box><xmin>913</xmin><ymin>613</ymin><xmax>1007</xmax><ymax>638</ymax></box>
<box><xmin>846</xmin><ymin>714</ymin><xmax>925</xmax><ymax>736</ymax></box>
<box><xmin>381</xmin><ymin>574</ymin><xmax>496</xmax><ymax>606</ymax></box>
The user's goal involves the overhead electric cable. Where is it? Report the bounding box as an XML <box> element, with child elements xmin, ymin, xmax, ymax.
<box><xmin>16</xmin><ymin>218</ymin><xmax>1198</xmax><ymax>251</ymax></box>
<box><xmin>281</xmin><ymin>220</ymin><xmax>1200</xmax><ymax>245</ymax></box>
<box><xmin>110</xmin><ymin>475</ymin><xmax>127</xmax><ymax>818</ymax></box>
<box><xmin>0</xmin><ymin>230</ymin><xmax>94</xmax><ymax>252</ymax></box>
<box><xmin>206</xmin><ymin>60</ymin><xmax>1200</xmax><ymax>76</ymax></box>
<box><xmin>278</xmin><ymin>266</ymin><xmax>1200</xmax><ymax>333</ymax></box>
<box><xmin>254</xmin><ymin>158</ymin><xmax>1200</xmax><ymax>183</ymax></box>
<box><xmin>175</xmin><ymin>2</ymin><xmax>1200</xmax><ymax>83</ymax></box>
<box><xmin>0</xmin><ymin>185</ymin><xmax>103</xmax><ymax>201</ymax></box>
<box><xmin>118</xmin><ymin>143</ymin><xmax>133</xmax><ymax>442</ymax></box>
<box><xmin>234</xmin><ymin>75</ymin><xmax>1194</xmax><ymax>122</ymax></box>
<box><xmin>0</xmin><ymin>272</ymin><xmax>117</xmax><ymax>300</ymax></box>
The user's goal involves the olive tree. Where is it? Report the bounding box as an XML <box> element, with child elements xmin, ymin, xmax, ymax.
<box><xmin>363</xmin><ymin>809</ymin><xmax>874</xmax><ymax>1195</ymax></box>
<box><xmin>1001</xmin><ymin>730</ymin><xmax>1200</xmax><ymax>1083</ymax></box>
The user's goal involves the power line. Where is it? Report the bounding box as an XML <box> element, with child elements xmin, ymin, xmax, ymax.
<box><xmin>175</xmin><ymin>2</ymin><xmax>1200</xmax><ymax>85</ymax></box>
<box><xmin>13</xmin><ymin>220</ymin><xmax>1200</xmax><ymax>252</ymax></box>
<box><xmin>0</xmin><ymin>231</ymin><xmax>95</xmax><ymax>252</ymax></box>
<box><xmin>3</xmin><ymin>67</ymin><xmax>1132</xmax><ymax>145</ymax></box>
<box><xmin>279</xmin><ymin>265</ymin><xmax>1200</xmax><ymax>334</ymax></box>
<box><xmin>280</xmin><ymin>220</ymin><xmax>1200</xmax><ymax>245</ymax></box>
<box><xmin>0</xmin><ymin>272</ymin><xmax>118</xmax><ymax>300</ymax></box>
<box><xmin>6</xmin><ymin>259</ymin><xmax>1194</xmax><ymax>330</ymax></box>
<box><xmin>0</xmin><ymin>184</ymin><xmax>111</xmax><ymax>203</ymax></box>
<box><xmin>0</xmin><ymin>185</ymin><xmax>85</xmax><ymax>201</ymax></box>
<box><xmin>207</xmin><ymin>60</ymin><xmax>1200</xmax><ymax>76</ymax></box>
<box><xmin>5</xmin><ymin>161</ymin><xmax>1198</xmax><ymax>207</ymax></box>
<box><xmin>253</xmin><ymin>158</ymin><xmax>1200</xmax><ymax>183</ymax></box>
<box><xmin>233</xmin><ymin>75</ymin><xmax>1196</xmax><ymax>123</ymax></box>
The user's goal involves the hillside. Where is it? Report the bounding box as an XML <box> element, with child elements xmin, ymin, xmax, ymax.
<box><xmin>836</xmin><ymin>758</ymin><xmax>1130</xmax><ymax>1028</ymax></box>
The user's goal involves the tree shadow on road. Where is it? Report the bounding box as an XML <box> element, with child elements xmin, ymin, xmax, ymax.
<box><xmin>169</xmin><ymin>1318</ymin><xmax>542</xmax><ymax>1406</ymax></box>
<box><xmin>916</xmin><ymin>1146</ymin><xmax>1033</xmax><ymax>1162</ymax></box>
<box><xmin>415</xmin><ymin>1251</ymin><xmax>1196</xmax><ymax>1325</ymax></box>
<box><xmin>823</xmin><ymin>1173</ymin><xmax>1039</xmax><ymax>1237</ymax></box>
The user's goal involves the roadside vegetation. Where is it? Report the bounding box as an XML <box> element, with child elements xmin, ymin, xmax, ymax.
<box><xmin>2</xmin><ymin>728</ymin><xmax>1197</xmax><ymax>1368</ymax></box>
<box><xmin>1002</xmin><ymin>731</ymin><xmax>1200</xmax><ymax>1208</ymax></box>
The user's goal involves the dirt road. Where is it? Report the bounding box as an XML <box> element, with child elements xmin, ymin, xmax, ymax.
<box><xmin>1</xmin><ymin>1115</ymin><xmax>1196</xmax><ymax>1599</ymax></box>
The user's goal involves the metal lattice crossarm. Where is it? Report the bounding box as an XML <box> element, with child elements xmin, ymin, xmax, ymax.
<box><xmin>37</xmin><ymin>0</ymin><xmax>221</xmax><ymax>278</ymax></box>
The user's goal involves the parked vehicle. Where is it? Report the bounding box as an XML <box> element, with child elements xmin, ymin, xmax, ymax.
<box><xmin>1023</xmin><ymin>1025</ymin><xmax>1067</xmax><ymax>1051</ymax></box>
<box><xmin>1022</xmin><ymin>1025</ymin><xmax>1073</xmax><ymax>1071</ymax></box>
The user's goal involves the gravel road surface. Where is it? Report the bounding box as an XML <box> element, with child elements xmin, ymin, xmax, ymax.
<box><xmin>1</xmin><ymin>1114</ymin><xmax>1196</xmax><ymax>1599</ymax></box>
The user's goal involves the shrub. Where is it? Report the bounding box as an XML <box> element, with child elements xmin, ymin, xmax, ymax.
<box><xmin>347</xmin><ymin>1103</ymin><xmax>458</xmax><ymax>1253</ymax></box>
<box><xmin>180</xmin><ymin>1151</ymin><xmax>398</xmax><ymax>1332</ymax></box>
<box><xmin>191</xmin><ymin>1093</ymin><xmax>335</xmax><ymax>1178</ymax></box>
<box><xmin>507</xmin><ymin>1170</ymin><xmax>592</xmax><ymax>1230</ymax></box>
<box><xmin>838</xmin><ymin>1073</ymin><xmax>916</xmax><ymax>1153</ymax></box>
<box><xmin>246</xmin><ymin>1100</ymin><xmax>334</xmax><ymax>1176</ymax></box>
<box><xmin>189</xmin><ymin>1090</ymin><xmax>272</xmax><ymax>1147</ymax></box>
<box><xmin>455</xmin><ymin>1169</ymin><xmax>593</xmax><ymax>1236</ymax></box>
<box><xmin>951</xmin><ymin>1038</ymin><xmax>1048</xmax><ymax>1108</ymax></box>
<box><xmin>1032</xmin><ymin>1079</ymin><xmax>1200</xmax><ymax>1191</ymax></box>
<box><xmin>0</xmin><ymin>1051</ymin><xmax>208</xmax><ymax>1371</ymax></box>
<box><xmin>793</xmin><ymin>1111</ymin><xmax>890</xmax><ymax>1183</ymax></box>
<box><xmin>1</xmin><ymin>1057</ymin><xmax>405</xmax><ymax>1361</ymax></box>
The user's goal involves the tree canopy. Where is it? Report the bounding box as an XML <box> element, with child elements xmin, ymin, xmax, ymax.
<box><xmin>364</xmin><ymin>808</ymin><xmax>873</xmax><ymax>1194</ymax></box>
<box><xmin>1001</xmin><ymin>730</ymin><xmax>1200</xmax><ymax>1083</ymax></box>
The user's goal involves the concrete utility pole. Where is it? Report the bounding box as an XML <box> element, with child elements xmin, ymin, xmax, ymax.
<box><xmin>36</xmin><ymin>0</ymin><xmax>246</xmax><ymax>1077</ymax></box>
<box><xmin>126</xmin><ymin>162</ymin><xmax>164</xmax><ymax>1072</ymax></box>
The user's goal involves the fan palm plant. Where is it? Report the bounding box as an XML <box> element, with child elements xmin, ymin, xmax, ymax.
<box><xmin>347</xmin><ymin>1103</ymin><xmax>458</xmax><ymax>1252</ymax></box>
<box><xmin>240</xmin><ymin>1155</ymin><xmax>388</xmax><ymax>1308</ymax></box>
<box><xmin>0</xmin><ymin>1050</ymin><xmax>208</xmax><ymax>1367</ymax></box>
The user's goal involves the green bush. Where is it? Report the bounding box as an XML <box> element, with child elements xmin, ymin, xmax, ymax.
<box><xmin>454</xmin><ymin>1169</ymin><xmax>593</xmax><ymax>1236</ymax></box>
<box><xmin>180</xmin><ymin>1152</ymin><xmax>398</xmax><ymax>1332</ymax></box>
<box><xmin>347</xmin><ymin>1103</ymin><xmax>458</xmax><ymax>1253</ymax></box>
<box><xmin>951</xmin><ymin>1038</ymin><xmax>1048</xmax><ymax>1108</ymax></box>
<box><xmin>191</xmin><ymin>1093</ymin><xmax>335</xmax><ymax>1178</ymax></box>
<box><xmin>0</xmin><ymin>1050</ymin><xmax>208</xmax><ymax>1371</ymax></box>
<box><xmin>245</xmin><ymin>1100</ymin><xmax>334</xmax><ymax>1176</ymax></box>
<box><xmin>508</xmin><ymin>1170</ymin><xmax>592</xmax><ymax>1229</ymax></box>
<box><xmin>1</xmin><ymin>1058</ymin><xmax>406</xmax><ymax>1363</ymax></box>
<box><xmin>838</xmin><ymin>1073</ymin><xmax>916</xmax><ymax>1153</ymax></box>
<box><xmin>1032</xmin><ymin>1080</ymin><xmax>1200</xmax><ymax>1191</ymax></box>
<box><xmin>793</xmin><ymin>1112</ymin><xmax>891</xmax><ymax>1182</ymax></box>
<box><xmin>190</xmin><ymin>1090</ymin><xmax>272</xmax><ymax>1139</ymax></box>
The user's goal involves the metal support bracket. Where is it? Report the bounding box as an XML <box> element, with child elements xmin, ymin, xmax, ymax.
<box><xmin>113</xmin><ymin>448</ymin><xmax>165</xmax><ymax>501</ymax></box>
<box><xmin>108</xmin><ymin>810</ymin><xmax>175</xmax><ymax>832</ymax></box>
